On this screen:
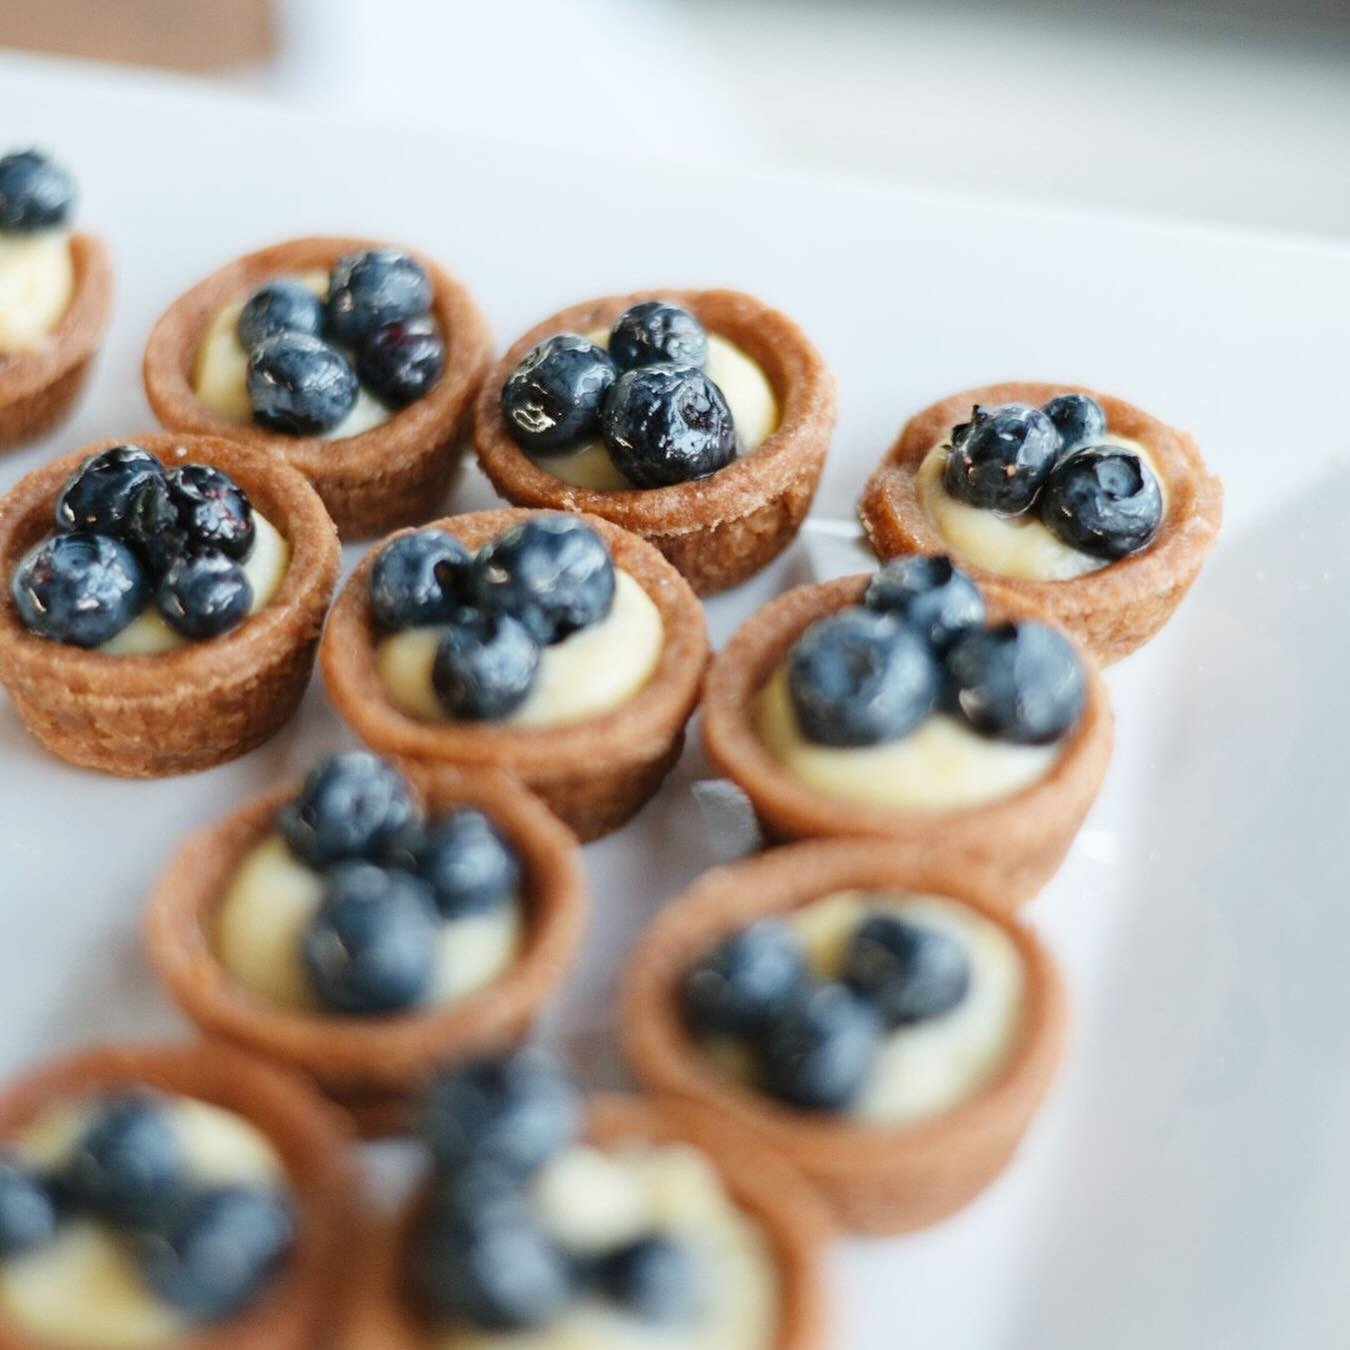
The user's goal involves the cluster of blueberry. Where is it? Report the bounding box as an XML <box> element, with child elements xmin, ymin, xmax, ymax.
<box><xmin>275</xmin><ymin>753</ymin><xmax>522</xmax><ymax>1016</ymax></box>
<box><xmin>0</xmin><ymin>1092</ymin><xmax>293</xmax><ymax>1322</ymax></box>
<box><xmin>242</xmin><ymin>249</ymin><xmax>444</xmax><ymax>435</ymax></box>
<box><xmin>0</xmin><ymin>149</ymin><xmax>75</xmax><ymax>233</ymax></box>
<box><xmin>411</xmin><ymin>1050</ymin><xmax>703</xmax><ymax>1332</ymax></box>
<box><xmin>370</xmin><ymin>514</ymin><xmax>617</xmax><ymax>720</ymax></box>
<box><xmin>11</xmin><ymin>445</ymin><xmax>260</xmax><ymax>647</ymax></box>
<box><xmin>789</xmin><ymin>555</ymin><xmax>1085</xmax><ymax>749</ymax></box>
<box><xmin>501</xmin><ymin>300</ymin><xmax>738</xmax><ymax>487</ymax></box>
<box><xmin>684</xmin><ymin>906</ymin><xmax>971</xmax><ymax>1112</ymax></box>
<box><xmin>943</xmin><ymin>393</ymin><xmax>1164</xmax><ymax>560</ymax></box>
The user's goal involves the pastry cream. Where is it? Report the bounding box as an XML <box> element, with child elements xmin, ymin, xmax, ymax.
<box><xmin>0</xmin><ymin>230</ymin><xmax>74</xmax><ymax>354</ymax></box>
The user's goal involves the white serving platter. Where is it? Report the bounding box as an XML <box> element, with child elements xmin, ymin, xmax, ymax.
<box><xmin>1</xmin><ymin>51</ymin><xmax>1348</xmax><ymax>1350</ymax></box>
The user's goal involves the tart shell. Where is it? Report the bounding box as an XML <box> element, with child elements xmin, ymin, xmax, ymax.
<box><xmin>0</xmin><ymin>1041</ymin><xmax>356</xmax><ymax>1350</ymax></box>
<box><xmin>857</xmin><ymin>381</ymin><xmax>1223</xmax><ymax>663</ymax></box>
<box><xmin>0</xmin><ymin>433</ymin><xmax>340</xmax><ymax>776</ymax></box>
<box><xmin>320</xmin><ymin>508</ymin><xmax>710</xmax><ymax>842</ymax></box>
<box><xmin>702</xmin><ymin>571</ymin><xmax>1113</xmax><ymax>906</ymax></box>
<box><xmin>621</xmin><ymin>840</ymin><xmax>1067</xmax><ymax>1236</ymax></box>
<box><xmin>336</xmin><ymin>1093</ymin><xmax>830</xmax><ymax>1350</ymax></box>
<box><xmin>0</xmin><ymin>234</ymin><xmax>113</xmax><ymax>453</ymax></box>
<box><xmin>146</xmin><ymin>764</ymin><xmax>587</xmax><ymax>1134</ymax></box>
<box><xmin>142</xmin><ymin>236</ymin><xmax>492</xmax><ymax>538</ymax></box>
<box><xmin>473</xmin><ymin>289</ymin><xmax>837</xmax><ymax>595</ymax></box>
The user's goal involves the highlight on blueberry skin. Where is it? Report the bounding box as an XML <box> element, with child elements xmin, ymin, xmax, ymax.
<box><xmin>11</xmin><ymin>532</ymin><xmax>149</xmax><ymax>648</ymax></box>
<box><xmin>0</xmin><ymin>148</ymin><xmax>75</xmax><ymax>232</ymax></box>
<box><xmin>942</xmin><ymin>403</ymin><xmax>1060</xmax><ymax>514</ymax></box>
<box><xmin>608</xmin><ymin>301</ymin><xmax>708</xmax><ymax>372</ymax></box>
<box><xmin>369</xmin><ymin>528</ymin><xmax>474</xmax><ymax>630</ymax></box>
<box><xmin>237</xmin><ymin>280</ymin><xmax>324</xmax><ymax>350</ymax></box>
<box><xmin>246</xmin><ymin>331</ymin><xmax>358</xmax><ymax>435</ymax></box>
<box><xmin>432</xmin><ymin>609</ymin><xmax>541</xmax><ymax>721</ymax></box>
<box><xmin>863</xmin><ymin>554</ymin><xmax>986</xmax><ymax>652</ymax></box>
<box><xmin>1039</xmin><ymin>446</ymin><xmax>1164</xmax><ymax>560</ymax></box>
<box><xmin>501</xmin><ymin>334</ymin><xmax>617</xmax><ymax>454</ymax></box>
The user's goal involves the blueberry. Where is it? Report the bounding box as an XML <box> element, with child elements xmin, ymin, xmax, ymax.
<box><xmin>53</xmin><ymin>445</ymin><xmax>165</xmax><ymax>538</ymax></box>
<box><xmin>1039</xmin><ymin>446</ymin><xmax>1164</xmax><ymax>560</ymax></box>
<box><xmin>1042</xmin><ymin>393</ymin><xmax>1107</xmax><ymax>456</ymax></box>
<box><xmin>134</xmin><ymin>1186</ymin><xmax>293</xmax><ymax>1322</ymax></box>
<box><xmin>237</xmin><ymin>280</ymin><xmax>324</xmax><ymax>350</ymax></box>
<box><xmin>432</xmin><ymin>610</ymin><xmax>541</xmax><ymax>721</ymax></box>
<box><xmin>358</xmin><ymin>317</ymin><xmax>445</xmax><ymax>407</ymax></box>
<box><xmin>500</xmin><ymin>334</ymin><xmax>617</xmax><ymax>455</ymax></box>
<box><xmin>601</xmin><ymin>364</ymin><xmax>736</xmax><ymax>488</ymax></box>
<box><xmin>416</xmin><ymin>809</ymin><xmax>521</xmax><ymax>919</ymax></box>
<box><xmin>598</xmin><ymin>1233</ymin><xmax>699</xmax><ymax>1324</ymax></box>
<box><xmin>682</xmin><ymin>921</ymin><xmax>808</xmax><ymax>1038</ymax></box>
<box><xmin>942</xmin><ymin>404</ymin><xmax>1059</xmax><ymax>514</ymax></box>
<box><xmin>418</xmin><ymin>1048</ymin><xmax>581</xmax><ymax>1176</ymax></box>
<box><xmin>156</xmin><ymin>550</ymin><xmax>252</xmax><ymax>640</ymax></box>
<box><xmin>124</xmin><ymin>475</ymin><xmax>190</xmax><ymax>574</ymax></box>
<box><xmin>473</xmin><ymin>516</ymin><xmax>615</xmax><ymax>645</ymax></box>
<box><xmin>161</xmin><ymin>465</ymin><xmax>255</xmax><ymax>561</ymax></box>
<box><xmin>944</xmin><ymin>621</ymin><xmax>1085</xmax><ymax>745</ymax></box>
<box><xmin>760</xmin><ymin>983</ymin><xmax>881</xmax><ymax>1112</ymax></box>
<box><xmin>845</xmin><ymin>914</ymin><xmax>970</xmax><ymax>1028</ymax></box>
<box><xmin>301</xmin><ymin>862</ymin><xmax>439</xmax><ymax>1015</ymax></box>
<box><xmin>325</xmin><ymin>249</ymin><xmax>431</xmax><ymax>347</ymax></box>
<box><xmin>0</xmin><ymin>150</ymin><xmax>75</xmax><ymax>232</ymax></box>
<box><xmin>0</xmin><ymin>1157</ymin><xmax>57</xmax><ymax>1258</ymax></box>
<box><xmin>65</xmin><ymin>1094</ymin><xmax>185</xmax><ymax>1226</ymax></box>
<box><xmin>11</xmin><ymin>533</ymin><xmax>148</xmax><ymax>648</ymax></box>
<box><xmin>608</xmin><ymin>301</ymin><xmax>708</xmax><ymax>372</ymax></box>
<box><xmin>863</xmin><ymin>555</ymin><xmax>985</xmax><ymax>652</ymax></box>
<box><xmin>787</xmin><ymin>607</ymin><xmax>940</xmax><ymax>749</ymax></box>
<box><xmin>277</xmin><ymin>751</ymin><xmax>422</xmax><ymax>868</ymax></box>
<box><xmin>247</xmin><ymin>332</ymin><xmax>358</xmax><ymax>435</ymax></box>
<box><xmin>369</xmin><ymin>529</ymin><xmax>473</xmax><ymax>631</ymax></box>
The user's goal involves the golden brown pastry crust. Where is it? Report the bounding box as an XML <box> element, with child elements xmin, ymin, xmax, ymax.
<box><xmin>621</xmin><ymin>840</ymin><xmax>1067</xmax><ymax>1236</ymax></box>
<box><xmin>701</xmin><ymin>572</ymin><xmax>1113</xmax><ymax>906</ymax></box>
<box><xmin>857</xmin><ymin>381</ymin><xmax>1223</xmax><ymax>663</ymax></box>
<box><xmin>0</xmin><ymin>1041</ymin><xmax>356</xmax><ymax>1350</ymax></box>
<box><xmin>0</xmin><ymin>433</ymin><xmax>340</xmax><ymax>776</ymax></box>
<box><xmin>0</xmin><ymin>234</ymin><xmax>113</xmax><ymax>453</ymax></box>
<box><xmin>142</xmin><ymin>236</ymin><xmax>492</xmax><ymax>538</ymax></box>
<box><xmin>335</xmin><ymin>1093</ymin><xmax>830</xmax><ymax>1350</ymax></box>
<box><xmin>472</xmin><ymin>289</ymin><xmax>836</xmax><ymax>595</ymax></box>
<box><xmin>146</xmin><ymin>764</ymin><xmax>587</xmax><ymax>1132</ymax></box>
<box><xmin>320</xmin><ymin>508</ymin><xmax>709</xmax><ymax>841</ymax></box>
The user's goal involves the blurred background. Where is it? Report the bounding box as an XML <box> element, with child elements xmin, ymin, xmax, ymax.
<box><xmin>2</xmin><ymin>0</ymin><xmax>1348</xmax><ymax>237</ymax></box>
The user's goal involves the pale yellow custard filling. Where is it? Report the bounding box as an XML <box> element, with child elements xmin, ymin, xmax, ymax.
<box><xmin>376</xmin><ymin>568</ymin><xmax>663</xmax><ymax>729</ymax></box>
<box><xmin>0</xmin><ymin>229</ymin><xmax>74</xmax><ymax>354</ymax></box>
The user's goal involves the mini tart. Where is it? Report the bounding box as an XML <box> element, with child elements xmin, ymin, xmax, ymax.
<box><xmin>858</xmin><ymin>381</ymin><xmax>1223</xmax><ymax>664</ymax></box>
<box><xmin>702</xmin><ymin>572</ymin><xmax>1112</xmax><ymax>906</ymax></box>
<box><xmin>142</xmin><ymin>236</ymin><xmax>492</xmax><ymax>539</ymax></box>
<box><xmin>0</xmin><ymin>234</ymin><xmax>113</xmax><ymax>453</ymax></box>
<box><xmin>0</xmin><ymin>433</ymin><xmax>339</xmax><ymax>777</ymax></box>
<box><xmin>473</xmin><ymin>289</ymin><xmax>836</xmax><ymax>596</ymax></box>
<box><xmin>146</xmin><ymin>764</ymin><xmax>587</xmax><ymax>1134</ymax></box>
<box><xmin>337</xmin><ymin>1093</ymin><xmax>829</xmax><ymax>1350</ymax></box>
<box><xmin>0</xmin><ymin>1040</ymin><xmax>355</xmax><ymax>1350</ymax></box>
<box><xmin>622</xmin><ymin>840</ymin><xmax>1066</xmax><ymax>1236</ymax></box>
<box><xmin>321</xmin><ymin>508</ymin><xmax>709</xmax><ymax>842</ymax></box>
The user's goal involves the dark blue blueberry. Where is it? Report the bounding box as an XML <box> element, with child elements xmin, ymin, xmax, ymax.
<box><xmin>301</xmin><ymin>862</ymin><xmax>439</xmax><ymax>1015</ymax></box>
<box><xmin>601</xmin><ymin>364</ymin><xmax>736</xmax><ymax>488</ymax></box>
<box><xmin>0</xmin><ymin>150</ymin><xmax>75</xmax><ymax>232</ymax></box>
<box><xmin>416</xmin><ymin>809</ymin><xmax>521</xmax><ymax>919</ymax></box>
<box><xmin>760</xmin><ymin>982</ymin><xmax>882</xmax><ymax>1112</ymax></box>
<box><xmin>608</xmin><ymin>301</ymin><xmax>708</xmax><ymax>371</ymax></box>
<box><xmin>369</xmin><ymin>529</ymin><xmax>473</xmax><ymax>630</ymax></box>
<box><xmin>845</xmin><ymin>914</ymin><xmax>970</xmax><ymax>1028</ymax></box>
<box><xmin>432</xmin><ymin>610</ymin><xmax>540</xmax><ymax>721</ymax></box>
<box><xmin>237</xmin><ymin>279</ymin><xmax>324</xmax><ymax>350</ymax></box>
<box><xmin>162</xmin><ymin>465</ymin><xmax>255</xmax><ymax>561</ymax></box>
<box><xmin>598</xmin><ymin>1233</ymin><xmax>700</xmax><ymax>1324</ymax></box>
<box><xmin>246</xmin><ymin>332</ymin><xmax>358</xmax><ymax>435</ymax></box>
<box><xmin>124</xmin><ymin>475</ymin><xmax>189</xmax><ymax>574</ymax></box>
<box><xmin>0</xmin><ymin>1156</ymin><xmax>58</xmax><ymax>1258</ymax></box>
<box><xmin>134</xmin><ymin>1186</ymin><xmax>294</xmax><ymax>1322</ymax></box>
<box><xmin>11</xmin><ymin>533</ymin><xmax>148</xmax><ymax>648</ymax></box>
<box><xmin>419</xmin><ymin>1048</ymin><xmax>581</xmax><ymax>1176</ymax></box>
<box><xmin>942</xmin><ymin>403</ymin><xmax>1059</xmax><ymax>514</ymax></box>
<box><xmin>500</xmin><ymin>334</ymin><xmax>617</xmax><ymax>454</ymax></box>
<box><xmin>65</xmin><ymin>1094</ymin><xmax>185</xmax><ymax>1226</ymax></box>
<box><xmin>787</xmin><ymin>607</ymin><xmax>940</xmax><ymax>748</ymax></box>
<box><xmin>1042</xmin><ymin>393</ymin><xmax>1108</xmax><ymax>456</ymax></box>
<box><xmin>1039</xmin><ymin>446</ymin><xmax>1164</xmax><ymax>560</ymax></box>
<box><xmin>156</xmin><ymin>550</ymin><xmax>252</xmax><ymax>640</ymax></box>
<box><xmin>325</xmin><ymin>249</ymin><xmax>431</xmax><ymax>347</ymax></box>
<box><xmin>277</xmin><ymin>751</ymin><xmax>422</xmax><ymax>868</ymax></box>
<box><xmin>53</xmin><ymin>445</ymin><xmax>164</xmax><ymax>538</ymax></box>
<box><xmin>944</xmin><ymin>621</ymin><xmax>1085</xmax><ymax>745</ymax></box>
<box><xmin>358</xmin><ymin>317</ymin><xmax>444</xmax><ymax>407</ymax></box>
<box><xmin>682</xmin><ymin>921</ymin><xmax>808</xmax><ymax>1038</ymax></box>
<box><xmin>473</xmin><ymin>516</ymin><xmax>615</xmax><ymax>645</ymax></box>
<box><xmin>863</xmin><ymin>555</ymin><xmax>985</xmax><ymax>652</ymax></box>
